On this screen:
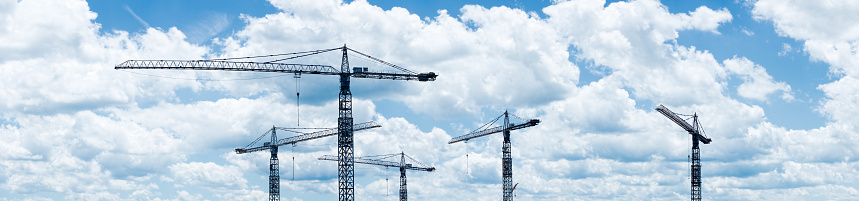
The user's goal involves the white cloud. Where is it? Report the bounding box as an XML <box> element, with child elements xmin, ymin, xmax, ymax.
<box><xmin>818</xmin><ymin>76</ymin><xmax>859</xmax><ymax>126</ymax></box>
<box><xmin>723</xmin><ymin>56</ymin><xmax>793</xmax><ymax>101</ymax></box>
<box><xmin>545</xmin><ymin>0</ymin><xmax>733</xmax><ymax>106</ymax></box>
<box><xmin>218</xmin><ymin>0</ymin><xmax>578</xmax><ymax>119</ymax></box>
<box><xmin>1</xmin><ymin>0</ymin><xmax>856</xmax><ymax>200</ymax></box>
<box><xmin>754</xmin><ymin>0</ymin><xmax>859</xmax><ymax>125</ymax></box>
<box><xmin>0</xmin><ymin>0</ymin><xmax>210</xmax><ymax>114</ymax></box>
<box><xmin>753</xmin><ymin>0</ymin><xmax>859</xmax><ymax>77</ymax></box>
<box><xmin>169</xmin><ymin>162</ymin><xmax>247</xmax><ymax>188</ymax></box>
<box><xmin>742</xmin><ymin>27</ymin><xmax>754</xmax><ymax>36</ymax></box>
<box><xmin>778</xmin><ymin>43</ymin><xmax>793</xmax><ymax>56</ymax></box>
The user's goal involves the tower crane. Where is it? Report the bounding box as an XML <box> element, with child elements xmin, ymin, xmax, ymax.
<box><xmin>235</xmin><ymin>121</ymin><xmax>381</xmax><ymax>201</ymax></box>
<box><xmin>448</xmin><ymin>111</ymin><xmax>540</xmax><ymax>201</ymax></box>
<box><xmin>655</xmin><ymin>104</ymin><xmax>712</xmax><ymax>201</ymax></box>
<box><xmin>319</xmin><ymin>152</ymin><xmax>435</xmax><ymax>201</ymax></box>
<box><xmin>115</xmin><ymin>45</ymin><xmax>437</xmax><ymax>201</ymax></box>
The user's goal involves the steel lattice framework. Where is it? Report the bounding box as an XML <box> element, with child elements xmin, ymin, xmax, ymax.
<box><xmin>319</xmin><ymin>152</ymin><xmax>435</xmax><ymax>201</ymax></box>
<box><xmin>656</xmin><ymin>104</ymin><xmax>712</xmax><ymax>201</ymax></box>
<box><xmin>116</xmin><ymin>45</ymin><xmax>436</xmax><ymax>201</ymax></box>
<box><xmin>235</xmin><ymin>122</ymin><xmax>381</xmax><ymax>200</ymax></box>
<box><xmin>448</xmin><ymin>111</ymin><xmax>540</xmax><ymax>201</ymax></box>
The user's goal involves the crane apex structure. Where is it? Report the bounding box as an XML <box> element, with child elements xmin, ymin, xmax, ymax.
<box><xmin>448</xmin><ymin>111</ymin><xmax>540</xmax><ymax>201</ymax></box>
<box><xmin>655</xmin><ymin>104</ymin><xmax>712</xmax><ymax>201</ymax></box>
<box><xmin>236</xmin><ymin>121</ymin><xmax>381</xmax><ymax>201</ymax></box>
<box><xmin>117</xmin><ymin>45</ymin><xmax>437</xmax><ymax>201</ymax></box>
<box><xmin>319</xmin><ymin>152</ymin><xmax>435</xmax><ymax>201</ymax></box>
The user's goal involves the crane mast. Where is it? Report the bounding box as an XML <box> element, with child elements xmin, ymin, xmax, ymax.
<box><xmin>448</xmin><ymin>111</ymin><xmax>540</xmax><ymax>201</ymax></box>
<box><xmin>117</xmin><ymin>45</ymin><xmax>436</xmax><ymax>201</ymax></box>
<box><xmin>655</xmin><ymin>104</ymin><xmax>712</xmax><ymax>201</ymax></box>
<box><xmin>236</xmin><ymin>121</ymin><xmax>381</xmax><ymax>201</ymax></box>
<box><xmin>269</xmin><ymin>128</ymin><xmax>280</xmax><ymax>201</ymax></box>
<box><xmin>319</xmin><ymin>152</ymin><xmax>435</xmax><ymax>201</ymax></box>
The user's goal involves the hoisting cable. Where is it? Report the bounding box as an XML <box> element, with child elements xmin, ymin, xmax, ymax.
<box><xmin>295</xmin><ymin>73</ymin><xmax>301</xmax><ymax>126</ymax></box>
<box><xmin>292</xmin><ymin>143</ymin><xmax>296</xmax><ymax>181</ymax></box>
<box><xmin>465</xmin><ymin>140</ymin><xmax>469</xmax><ymax>182</ymax></box>
<box><xmin>206</xmin><ymin>47</ymin><xmax>340</xmax><ymax>61</ymax></box>
<box><xmin>386</xmin><ymin>166</ymin><xmax>389</xmax><ymax>196</ymax></box>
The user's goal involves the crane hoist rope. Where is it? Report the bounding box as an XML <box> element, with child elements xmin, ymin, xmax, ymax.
<box><xmin>295</xmin><ymin>72</ymin><xmax>301</xmax><ymax>127</ymax></box>
<box><xmin>386</xmin><ymin>166</ymin><xmax>389</xmax><ymax>197</ymax></box>
<box><xmin>465</xmin><ymin>140</ymin><xmax>469</xmax><ymax>182</ymax></box>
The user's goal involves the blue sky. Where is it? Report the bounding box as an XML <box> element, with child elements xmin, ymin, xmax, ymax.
<box><xmin>2</xmin><ymin>0</ymin><xmax>859</xmax><ymax>200</ymax></box>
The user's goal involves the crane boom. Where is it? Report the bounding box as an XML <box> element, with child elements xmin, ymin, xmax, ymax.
<box><xmin>116</xmin><ymin>60</ymin><xmax>340</xmax><ymax>75</ymax></box>
<box><xmin>655</xmin><ymin>105</ymin><xmax>711</xmax><ymax>144</ymax></box>
<box><xmin>235</xmin><ymin>121</ymin><xmax>381</xmax><ymax>154</ymax></box>
<box><xmin>318</xmin><ymin>155</ymin><xmax>435</xmax><ymax>172</ymax></box>
<box><xmin>448</xmin><ymin>119</ymin><xmax>539</xmax><ymax>144</ymax></box>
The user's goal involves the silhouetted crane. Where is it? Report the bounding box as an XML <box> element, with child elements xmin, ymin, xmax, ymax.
<box><xmin>116</xmin><ymin>45</ymin><xmax>437</xmax><ymax>201</ymax></box>
<box><xmin>448</xmin><ymin>111</ymin><xmax>540</xmax><ymax>201</ymax></box>
<box><xmin>656</xmin><ymin>104</ymin><xmax>712</xmax><ymax>201</ymax></box>
<box><xmin>319</xmin><ymin>152</ymin><xmax>435</xmax><ymax>201</ymax></box>
<box><xmin>235</xmin><ymin>122</ymin><xmax>381</xmax><ymax>201</ymax></box>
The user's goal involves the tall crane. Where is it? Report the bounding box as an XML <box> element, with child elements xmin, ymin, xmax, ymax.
<box><xmin>115</xmin><ymin>45</ymin><xmax>438</xmax><ymax>201</ymax></box>
<box><xmin>448</xmin><ymin>111</ymin><xmax>540</xmax><ymax>201</ymax></box>
<box><xmin>655</xmin><ymin>104</ymin><xmax>712</xmax><ymax>201</ymax></box>
<box><xmin>235</xmin><ymin>121</ymin><xmax>381</xmax><ymax>201</ymax></box>
<box><xmin>319</xmin><ymin>152</ymin><xmax>435</xmax><ymax>201</ymax></box>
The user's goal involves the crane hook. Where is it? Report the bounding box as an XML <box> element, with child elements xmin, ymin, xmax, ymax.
<box><xmin>295</xmin><ymin>73</ymin><xmax>301</xmax><ymax>126</ymax></box>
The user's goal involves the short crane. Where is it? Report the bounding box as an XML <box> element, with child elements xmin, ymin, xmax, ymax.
<box><xmin>448</xmin><ymin>111</ymin><xmax>540</xmax><ymax>201</ymax></box>
<box><xmin>115</xmin><ymin>45</ymin><xmax>437</xmax><ymax>201</ymax></box>
<box><xmin>319</xmin><ymin>152</ymin><xmax>435</xmax><ymax>201</ymax></box>
<box><xmin>235</xmin><ymin>121</ymin><xmax>381</xmax><ymax>201</ymax></box>
<box><xmin>655</xmin><ymin>104</ymin><xmax>712</xmax><ymax>201</ymax></box>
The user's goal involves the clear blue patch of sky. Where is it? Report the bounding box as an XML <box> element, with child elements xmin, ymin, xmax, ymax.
<box><xmin>363</xmin><ymin>0</ymin><xmax>555</xmax><ymax>19</ymax></box>
<box><xmin>88</xmin><ymin>0</ymin><xmax>279</xmax><ymax>45</ymax></box>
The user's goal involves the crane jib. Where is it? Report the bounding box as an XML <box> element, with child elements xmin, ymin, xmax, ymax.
<box><xmin>116</xmin><ymin>60</ymin><xmax>438</xmax><ymax>81</ymax></box>
<box><xmin>448</xmin><ymin>119</ymin><xmax>540</xmax><ymax>144</ymax></box>
<box><xmin>234</xmin><ymin>121</ymin><xmax>381</xmax><ymax>154</ymax></box>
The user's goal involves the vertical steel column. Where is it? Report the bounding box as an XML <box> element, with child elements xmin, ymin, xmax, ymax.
<box><xmin>399</xmin><ymin>153</ymin><xmax>408</xmax><ymax>201</ymax></box>
<box><xmin>690</xmin><ymin>114</ymin><xmax>701</xmax><ymax>201</ymax></box>
<box><xmin>502</xmin><ymin>111</ymin><xmax>513</xmax><ymax>201</ymax></box>
<box><xmin>399</xmin><ymin>167</ymin><xmax>407</xmax><ymax>201</ymax></box>
<box><xmin>270</xmin><ymin>127</ymin><xmax>280</xmax><ymax>201</ymax></box>
<box><xmin>691</xmin><ymin>137</ymin><xmax>701</xmax><ymax>201</ymax></box>
<box><xmin>338</xmin><ymin>45</ymin><xmax>355</xmax><ymax>201</ymax></box>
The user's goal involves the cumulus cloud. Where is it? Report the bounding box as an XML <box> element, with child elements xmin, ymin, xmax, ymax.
<box><xmin>753</xmin><ymin>0</ymin><xmax>859</xmax><ymax>77</ymax></box>
<box><xmin>546</xmin><ymin>0</ymin><xmax>733</xmax><ymax>106</ymax></box>
<box><xmin>723</xmin><ymin>56</ymin><xmax>793</xmax><ymax>101</ymax></box>
<box><xmin>218</xmin><ymin>0</ymin><xmax>578</xmax><ymax>119</ymax></box>
<box><xmin>1</xmin><ymin>0</ymin><xmax>856</xmax><ymax>200</ymax></box>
